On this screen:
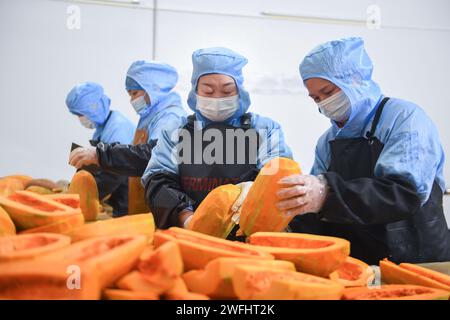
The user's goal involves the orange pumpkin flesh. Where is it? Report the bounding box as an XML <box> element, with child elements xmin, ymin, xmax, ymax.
<box><xmin>232</xmin><ymin>265</ymin><xmax>344</xmax><ymax>300</ymax></box>
<box><xmin>40</xmin><ymin>235</ymin><xmax>147</xmax><ymax>288</ymax></box>
<box><xmin>19</xmin><ymin>213</ymin><xmax>85</xmax><ymax>235</ymax></box>
<box><xmin>0</xmin><ymin>233</ymin><xmax>71</xmax><ymax>262</ymax></box>
<box><xmin>103</xmin><ymin>288</ymin><xmax>158</xmax><ymax>300</ymax></box>
<box><xmin>0</xmin><ymin>205</ymin><xmax>16</xmax><ymax>236</ymax></box>
<box><xmin>0</xmin><ymin>178</ymin><xmax>25</xmax><ymax>197</ymax></box>
<box><xmin>380</xmin><ymin>259</ymin><xmax>450</xmax><ymax>292</ymax></box>
<box><xmin>188</xmin><ymin>184</ymin><xmax>241</xmax><ymax>238</ymax></box>
<box><xmin>0</xmin><ymin>260</ymin><xmax>100</xmax><ymax>300</ymax></box>
<box><xmin>248</xmin><ymin>232</ymin><xmax>350</xmax><ymax>277</ymax></box>
<box><xmin>329</xmin><ymin>257</ymin><xmax>375</xmax><ymax>287</ymax></box>
<box><xmin>0</xmin><ymin>191</ymin><xmax>81</xmax><ymax>230</ymax></box>
<box><xmin>182</xmin><ymin>257</ymin><xmax>295</xmax><ymax>299</ymax></box>
<box><xmin>116</xmin><ymin>270</ymin><xmax>167</xmax><ymax>295</ymax></box>
<box><xmin>67</xmin><ymin>213</ymin><xmax>155</xmax><ymax>242</ymax></box>
<box><xmin>342</xmin><ymin>284</ymin><xmax>450</xmax><ymax>300</ymax></box>
<box><xmin>44</xmin><ymin>194</ymin><xmax>80</xmax><ymax>209</ymax></box>
<box><xmin>68</xmin><ymin>170</ymin><xmax>100</xmax><ymax>222</ymax></box>
<box><xmin>238</xmin><ymin>157</ymin><xmax>302</xmax><ymax>236</ymax></box>
<box><xmin>154</xmin><ymin>227</ymin><xmax>273</xmax><ymax>270</ymax></box>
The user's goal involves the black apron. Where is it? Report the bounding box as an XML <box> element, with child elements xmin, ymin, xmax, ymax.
<box><xmin>178</xmin><ymin>113</ymin><xmax>259</xmax><ymax>205</ymax></box>
<box><xmin>291</xmin><ymin>97</ymin><xmax>450</xmax><ymax>264</ymax></box>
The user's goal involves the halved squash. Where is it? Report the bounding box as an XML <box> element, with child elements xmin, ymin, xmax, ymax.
<box><xmin>44</xmin><ymin>194</ymin><xmax>80</xmax><ymax>209</ymax></box>
<box><xmin>329</xmin><ymin>257</ymin><xmax>375</xmax><ymax>287</ymax></box>
<box><xmin>183</xmin><ymin>257</ymin><xmax>295</xmax><ymax>299</ymax></box>
<box><xmin>342</xmin><ymin>284</ymin><xmax>450</xmax><ymax>300</ymax></box>
<box><xmin>248</xmin><ymin>232</ymin><xmax>350</xmax><ymax>277</ymax></box>
<box><xmin>116</xmin><ymin>271</ymin><xmax>167</xmax><ymax>295</ymax></box>
<box><xmin>20</xmin><ymin>213</ymin><xmax>85</xmax><ymax>235</ymax></box>
<box><xmin>232</xmin><ymin>265</ymin><xmax>344</xmax><ymax>300</ymax></box>
<box><xmin>40</xmin><ymin>235</ymin><xmax>147</xmax><ymax>288</ymax></box>
<box><xmin>0</xmin><ymin>177</ymin><xmax>25</xmax><ymax>196</ymax></box>
<box><xmin>2</xmin><ymin>175</ymin><xmax>33</xmax><ymax>187</ymax></box>
<box><xmin>68</xmin><ymin>170</ymin><xmax>100</xmax><ymax>222</ymax></box>
<box><xmin>67</xmin><ymin>213</ymin><xmax>155</xmax><ymax>242</ymax></box>
<box><xmin>188</xmin><ymin>184</ymin><xmax>241</xmax><ymax>239</ymax></box>
<box><xmin>380</xmin><ymin>259</ymin><xmax>450</xmax><ymax>292</ymax></box>
<box><xmin>0</xmin><ymin>205</ymin><xmax>16</xmax><ymax>236</ymax></box>
<box><xmin>0</xmin><ymin>190</ymin><xmax>82</xmax><ymax>230</ymax></box>
<box><xmin>138</xmin><ymin>240</ymin><xmax>183</xmax><ymax>291</ymax></box>
<box><xmin>0</xmin><ymin>260</ymin><xmax>100</xmax><ymax>299</ymax></box>
<box><xmin>238</xmin><ymin>157</ymin><xmax>302</xmax><ymax>236</ymax></box>
<box><xmin>0</xmin><ymin>233</ymin><xmax>71</xmax><ymax>262</ymax></box>
<box><xmin>154</xmin><ymin>227</ymin><xmax>273</xmax><ymax>270</ymax></box>
<box><xmin>103</xmin><ymin>288</ymin><xmax>158</xmax><ymax>300</ymax></box>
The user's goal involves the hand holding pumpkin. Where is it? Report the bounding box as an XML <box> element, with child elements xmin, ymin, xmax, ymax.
<box><xmin>69</xmin><ymin>147</ymin><xmax>99</xmax><ymax>169</ymax></box>
<box><xmin>276</xmin><ymin>174</ymin><xmax>329</xmax><ymax>217</ymax></box>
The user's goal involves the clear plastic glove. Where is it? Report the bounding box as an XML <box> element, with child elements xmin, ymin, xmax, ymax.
<box><xmin>230</xmin><ymin>181</ymin><xmax>253</xmax><ymax>224</ymax></box>
<box><xmin>276</xmin><ymin>174</ymin><xmax>329</xmax><ymax>217</ymax></box>
<box><xmin>180</xmin><ymin>209</ymin><xmax>194</xmax><ymax>229</ymax></box>
<box><xmin>69</xmin><ymin>147</ymin><xmax>99</xmax><ymax>169</ymax></box>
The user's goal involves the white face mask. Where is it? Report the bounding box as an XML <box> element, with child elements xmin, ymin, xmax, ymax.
<box><xmin>196</xmin><ymin>95</ymin><xmax>239</xmax><ymax>122</ymax></box>
<box><xmin>317</xmin><ymin>90</ymin><xmax>351</xmax><ymax>122</ymax></box>
<box><xmin>131</xmin><ymin>95</ymin><xmax>149</xmax><ymax>114</ymax></box>
<box><xmin>79</xmin><ymin>116</ymin><xmax>95</xmax><ymax>129</ymax></box>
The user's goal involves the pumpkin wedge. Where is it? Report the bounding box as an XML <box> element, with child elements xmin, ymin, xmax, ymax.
<box><xmin>0</xmin><ymin>260</ymin><xmax>100</xmax><ymax>299</ymax></box>
<box><xmin>0</xmin><ymin>205</ymin><xmax>16</xmax><ymax>236</ymax></box>
<box><xmin>154</xmin><ymin>227</ymin><xmax>273</xmax><ymax>270</ymax></box>
<box><xmin>0</xmin><ymin>233</ymin><xmax>71</xmax><ymax>262</ymax></box>
<box><xmin>329</xmin><ymin>257</ymin><xmax>375</xmax><ymax>287</ymax></box>
<box><xmin>68</xmin><ymin>213</ymin><xmax>155</xmax><ymax>242</ymax></box>
<box><xmin>232</xmin><ymin>265</ymin><xmax>344</xmax><ymax>300</ymax></box>
<box><xmin>188</xmin><ymin>184</ymin><xmax>241</xmax><ymax>238</ymax></box>
<box><xmin>103</xmin><ymin>288</ymin><xmax>158</xmax><ymax>300</ymax></box>
<box><xmin>116</xmin><ymin>270</ymin><xmax>167</xmax><ymax>295</ymax></box>
<box><xmin>238</xmin><ymin>157</ymin><xmax>302</xmax><ymax>236</ymax></box>
<box><xmin>380</xmin><ymin>259</ymin><xmax>450</xmax><ymax>292</ymax></box>
<box><xmin>0</xmin><ymin>177</ymin><xmax>24</xmax><ymax>197</ymax></box>
<box><xmin>342</xmin><ymin>284</ymin><xmax>450</xmax><ymax>300</ymax></box>
<box><xmin>44</xmin><ymin>193</ymin><xmax>80</xmax><ymax>209</ymax></box>
<box><xmin>183</xmin><ymin>257</ymin><xmax>295</xmax><ymax>299</ymax></box>
<box><xmin>248</xmin><ymin>232</ymin><xmax>350</xmax><ymax>277</ymax></box>
<box><xmin>40</xmin><ymin>235</ymin><xmax>147</xmax><ymax>288</ymax></box>
<box><xmin>68</xmin><ymin>170</ymin><xmax>100</xmax><ymax>222</ymax></box>
<box><xmin>0</xmin><ymin>190</ymin><xmax>82</xmax><ymax>230</ymax></box>
<box><xmin>20</xmin><ymin>213</ymin><xmax>85</xmax><ymax>235</ymax></box>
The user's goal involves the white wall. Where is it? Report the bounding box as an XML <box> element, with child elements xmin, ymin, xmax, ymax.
<box><xmin>1</xmin><ymin>0</ymin><xmax>449</xmax><ymax>223</ymax></box>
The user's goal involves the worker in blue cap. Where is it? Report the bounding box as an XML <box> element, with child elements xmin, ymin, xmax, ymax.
<box><xmin>66</xmin><ymin>82</ymin><xmax>135</xmax><ymax>216</ymax></box>
<box><xmin>142</xmin><ymin>47</ymin><xmax>292</xmax><ymax>232</ymax></box>
<box><xmin>69</xmin><ymin>61</ymin><xmax>186</xmax><ymax>215</ymax></box>
<box><xmin>277</xmin><ymin>37</ymin><xmax>450</xmax><ymax>264</ymax></box>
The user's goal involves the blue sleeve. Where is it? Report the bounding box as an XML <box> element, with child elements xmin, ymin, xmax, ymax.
<box><xmin>99</xmin><ymin>113</ymin><xmax>135</xmax><ymax>144</ymax></box>
<box><xmin>252</xmin><ymin>114</ymin><xmax>293</xmax><ymax>169</ymax></box>
<box><xmin>310</xmin><ymin>131</ymin><xmax>331</xmax><ymax>175</ymax></box>
<box><xmin>374</xmin><ymin>104</ymin><xmax>445</xmax><ymax>204</ymax></box>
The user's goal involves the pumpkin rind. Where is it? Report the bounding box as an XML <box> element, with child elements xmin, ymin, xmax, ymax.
<box><xmin>329</xmin><ymin>256</ymin><xmax>375</xmax><ymax>287</ymax></box>
<box><xmin>68</xmin><ymin>170</ymin><xmax>100</xmax><ymax>222</ymax></box>
<box><xmin>342</xmin><ymin>284</ymin><xmax>450</xmax><ymax>300</ymax></box>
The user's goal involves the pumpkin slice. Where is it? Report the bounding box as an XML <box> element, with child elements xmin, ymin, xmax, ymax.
<box><xmin>2</xmin><ymin>175</ymin><xmax>33</xmax><ymax>186</ymax></box>
<box><xmin>20</xmin><ymin>213</ymin><xmax>85</xmax><ymax>235</ymax></box>
<box><xmin>188</xmin><ymin>184</ymin><xmax>241</xmax><ymax>238</ymax></box>
<box><xmin>238</xmin><ymin>157</ymin><xmax>302</xmax><ymax>236</ymax></box>
<box><xmin>0</xmin><ymin>205</ymin><xmax>16</xmax><ymax>236</ymax></box>
<box><xmin>0</xmin><ymin>260</ymin><xmax>100</xmax><ymax>299</ymax></box>
<box><xmin>232</xmin><ymin>265</ymin><xmax>344</xmax><ymax>300</ymax></box>
<box><xmin>103</xmin><ymin>288</ymin><xmax>158</xmax><ymax>300</ymax></box>
<box><xmin>68</xmin><ymin>170</ymin><xmax>100</xmax><ymax>222</ymax></box>
<box><xmin>40</xmin><ymin>235</ymin><xmax>147</xmax><ymax>288</ymax></box>
<box><xmin>0</xmin><ymin>233</ymin><xmax>71</xmax><ymax>262</ymax></box>
<box><xmin>138</xmin><ymin>240</ymin><xmax>183</xmax><ymax>291</ymax></box>
<box><xmin>248</xmin><ymin>232</ymin><xmax>350</xmax><ymax>277</ymax></box>
<box><xmin>183</xmin><ymin>257</ymin><xmax>295</xmax><ymax>299</ymax></box>
<box><xmin>44</xmin><ymin>194</ymin><xmax>80</xmax><ymax>209</ymax></box>
<box><xmin>0</xmin><ymin>190</ymin><xmax>82</xmax><ymax>230</ymax></box>
<box><xmin>342</xmin><ymin>284</ymin><xmax>450</xmax><ymax>300</ymax></box>
<box><xmin>380</xmin><ymin>259</ymin><xmax>450</xmax><ymax>292</ymax></box>
<box><xmin>67</xmin><ymin>213</ymin><xmax>154</xmax><ymax>242</ymax></box>
<box><xmin>154</xmin><ymin>227</ymin><xmax>273</xmax><ymax>270</ymax></box>
<box><xmin>0</xmin><ymin>177</ymin><xmax>25</xmax><ymax>197</ymax></box>
<box><xmin>329</xmin><ymin>257</ymin><xmax>375</xmax><ymax>287</ymax></box>
<box><xmin>116</xmin><ymin>271</ymin><xmax>167</xmax><ymax>295</ymax></box>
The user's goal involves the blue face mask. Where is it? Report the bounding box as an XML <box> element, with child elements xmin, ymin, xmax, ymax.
<box><xmin>131</xmin><ymin>95</ymin><xmax>148</xmax><ymax>114</ymax></box>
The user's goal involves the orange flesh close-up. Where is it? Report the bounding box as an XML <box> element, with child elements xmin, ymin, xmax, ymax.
<box><xmin>249</xmin><ymin>236</ymin><xmax>334</xmax><ymax>249</ymax></box>
<box><xmin>51</xmin><ymin>198</ymin><xmax>79</xmax><ymax>209</ymax></box>
<box><xmin>0</xmin><ymin>276</ymin><xmax>70</xmax><ymax>299</ymax></box>
<box><xmin>337</xmin><ymin>262</ymin><xmax>363</xmax><ymax>280</ymax></box>
<box><xmin>74</xmin><ymin>238</ymin><xmax>132</xmax><ymax>262</ymax></box>
<box><xmin>400</xmin><ymin>264</ymin><xmax>450</xmax><ymax>287</ymax></box>
<box><xmin>163</xmin><ymin>230</ymin><xmax>261</xmax><ymax>256</ymax></box>
<box><xmin>0</xmin><ymin>236</ymin><xmax>59</xmax><ymax>254</ymax></box>
<box><xmin>349</xmin><ymin>287</ymin><xmax>434</xmax><ymax>299</ymax></box>
<box><xmin>8</xmin><ymin>193</ymin><xmax>60</xmax><ymax>212</ymax></box>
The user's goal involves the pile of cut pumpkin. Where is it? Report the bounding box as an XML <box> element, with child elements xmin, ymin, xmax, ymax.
<box><xmin>0</xmin><ymin>159</ymin><xmax>450</xmax><ymax>300</ymax></box>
